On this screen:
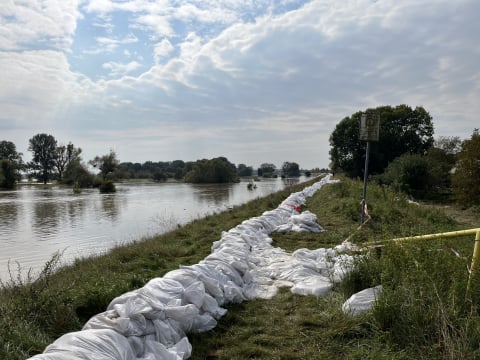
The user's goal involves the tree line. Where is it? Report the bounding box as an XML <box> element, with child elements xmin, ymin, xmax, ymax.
<box><xmin>0</xmin><ymin>134</ymin><xmax>307</xmax><ymax>192</ymax></box>
<box><xmin>329</xmin><ymin>104</ymin><xmax>480</xmax><ymax>207</ymax></box>
<box><xmin>3</xmin><ymin>104</ymin><xmax>478</xmax><ymax>204</ymax></box>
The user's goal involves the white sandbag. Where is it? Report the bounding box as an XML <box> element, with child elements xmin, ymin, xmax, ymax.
<box><xmin>29</xmin><ymin>329</ymin><xmax>136</xmax><ymax>360</ymax></box>
<box><xmin>190</xmin><ymin>313</ymin><xmax>217</xmax><ymax>333</ymax></box>
<box><xmin>162</xmin><ymin>269</ymin><xmax>199</xmax><ymax>290</ymax></box>
<box><xmin>291</xmin><ymin>276</ymin><xmax>332</xmax><ymax>296</ymax></box>
<box><xmin>274</xmin><ymin>210</ymin><xmax>324</xmax><ymax>233</ymax></box>
<box><xmin>223</xmin><ymin>280</ymin><xmax>246</xmax><ymax>303</ymax></box>
<box><xmin>330</xmin><ymin>254</ymin><xmax>355</xmax><ymax>283</ymax></box>
<box><xmin>178</xmin><ymin>265</ymin><xmax>225</xmax><ymax>304</ymax></box>
<box><xmin>200</xmin><ymin>257</ymin><xmax>245</xmax><ymax>285</ymax></box>
<box><xmin>142</xmin><ymin>278</ymin><xmax>185</xmax><ymax>304</ymax></box>
<box><xmin>182</xmin><ymin>281</ymin><xmax>206</xmax><ymax>308</ymax></box>
<box><xmin>151</xmin><ymin>319</ymin><xmax>185</xmax><ymax>348</ymax></box>
<box><xmin>243</xmin><ymin>282</ymin><xmax>279</xmax><ymax>300</ymax></box>
<box><xmin>342</xmin><ymin>285</ymin><xmax>383</xmax><ymax>316</ymax></box>
<box><xmin>142</xmin><ymin>336</ymin><xmax>192</xmax><ymax>360</ymax></box>
<box><xmin>83</xmin><ymin>309</ymin><xmax>154</xmax><ymax>337</ymax></box>
<box><xmin>199</xmin><ymin>292</ymin><xmax>227</xmax><ymax>319</ymax></box>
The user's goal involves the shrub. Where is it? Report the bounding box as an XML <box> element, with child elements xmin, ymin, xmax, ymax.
<box><xmin>62</xmin><ymin>160</ymin><xmax>95</xmax><ymax>188</ymax></box>
<box><xmin>0</xmin><ymin>160</ymin><xmax>17</xmax><ymax>189</ymax></box>
<box><xmin>99</xmin><ymin>180</ymin><xmax>116</xmax><ymax>193</ymax></box>
<box><xmin>452</xmin><ymin>129</ymin><xmax>480</xmax><ymax>207</ymax></box>
<box><xmin>377</xmin><ymin>154</ymin><xmax>433</xmax><ymax>196</ymax></box>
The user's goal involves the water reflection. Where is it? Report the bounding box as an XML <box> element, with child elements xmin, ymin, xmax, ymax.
<box><xmin>66</xmin><ymin>196</ymin><xmax>86</xmax><ymax>223</ymax></box>
<box><xmin>0</xmin><ymin>195</ymin><xmax>19</xmax><ymax>238</ymax></box>
<box><xmin>191</xmin><ymin>183</ymin><xmax>232</xmax><ymax>207</ymax></box>
<box><xmin>33</xmin><ymin>200</ymin><xmax>61</xmax><ymax>239</ymax></box>
<box><xmin>100</xmin><ymin>194</ymin><xmax>120</xmax><ymax>221</ymax></box>
<box><xmin>0</xmin><ymin>177</ymin><xmax>308</xmax><ymax>280</ymax></box>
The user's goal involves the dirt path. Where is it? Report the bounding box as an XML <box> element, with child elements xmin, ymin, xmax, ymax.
<box><xmin>427</xmin><ymin>203</ymin><xmax>480</xmax><ymax>228</ymax></box>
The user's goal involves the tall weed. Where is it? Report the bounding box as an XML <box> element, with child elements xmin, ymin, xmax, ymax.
<box><xmin>0</xmin><ymin>252</ymin><xmax>81</xmax><ymax>359</ymax></box>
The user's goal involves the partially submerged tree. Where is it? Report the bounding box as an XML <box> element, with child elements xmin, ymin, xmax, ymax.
<box><xmin>0</xmin><ymin>140</ymin><xmax>23</xmax><ymax>188</ymax></box>
<box><xmin>329</xmin><ymin>105</ymin><xmax>434</xmax><ymax>178</ymax></box>
<box><xmin>282</xmin><ymin>162</ymin><xmax>300</xmax><ymax>177</ymax></box>
<box><xmin>63</xmin><ymin>159</ymin><xmax>95</xmax><ymax>188</ymax></box>
<box><xmin>184</xmin><ymin>157</ymin><xmax>239</xmax><ymax>183</ymax></box>
<box><xmin>89</xmin><ymin>150</ymin><xmax>119</xmax><ymax>181</ymax></box>
<box><xmin>28</xmin><ymin>133</ymin><xmax>57</xmax><ymax>184</ymax></box>
<box><xmin>0</xmin><ymin>160</ymin><xmax>17</xmax><ymax>189</ymax></box>
<box><xmin>237</xmin><ymin>163</ymin><xmax>253</xmax><ymax>177</ymax></box>
<box><xmin>54</xmin><ymin>142</ymin><xmax>82</xmax><ymax>181</ymax></box>
<box><xmin>258</xmin><ymin>163</ymin><xmax>276</xmax><ymax>177</ymax></box>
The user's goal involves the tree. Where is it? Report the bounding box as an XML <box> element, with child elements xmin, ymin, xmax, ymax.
<box><xmin>0</xmin><ymin>140</ymin><xmax>23</xmax><ymax>188</ymax></box>
<box><xmin>237</xmin><ymin>163</ymin><xmax>253</xmax><ymax>177</ymax></box>
<box><xmin>282</xmin><ymin>162</ymin><xmax>300</xmax><ymax>177</ymax></box>
<box><xmin>169</xmin><ymin>160</ymin><xmax>186</xmax><ymax>179</ymax></box>
<box><xmin>63</xmin><ymin>159</ymin><xmax>95</xmax><ymax>188</ymax></box>
<box><xmin>0</xmin><ymin>160</ymin><xmax>17</xmax><ymax>189</ymax></box>
<box><xmin>28</xmin><ymin>133</ymin><xmax>57</xmax><ymax>184</ymax></box>
<box><xmin>258</xmin><ymin>163</ymin><xmax>276</xmax><ymax>177</ymax></box>
<box><xmin>153</xmin><ymin>171</ymin><xmax>168</xmax><ymax>182</ymax></box>
<box><xmin>184</xmin><ymin>157</ymin><xmax>239</xmax><ymax>183</ymax></box>
<box><xmin>452</xmin><ymin>129</ymin><xmax>480</xmax><ymax>207</ymax></box>
<box><xmin>434</xmin><ymin>136</ymin><xmax>462</xmax><ymax>156</ymax></box>
<box><xmin>424</xmin><ymin>137</ymin><xmax>461</xmax><ymax>190</ymax></box>
<box><xmin>329</xmin><ymin>105</ymin><xmax>434</xmax><ymax>178</ymax></box>
<box><xmin>0</xmin><ymin>140</ymin><xmax>23</xmax><ymax>165</ymax></box>
<box><xmin>54</xmin><ymin>142</ymin><xmax>82</xmax><ymax>181</ymax></box>
<box><xmin>89</xmin><ymin>150</ymin><xmax>119</xmax><ymax>181</ymax></box>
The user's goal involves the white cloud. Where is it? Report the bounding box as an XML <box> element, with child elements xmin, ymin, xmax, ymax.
<box><xmin>131</xmin><ymin>13</ymin><xmax>173</xmax><ymax>39</ymax></box>
<box><xmin>175</xmin><ymin>3</ymin><xmax>237</xmax><ymax>24</ymax></box>
<box><xmin>102</xmin><ymin>60</ymin><xmax>142</xmax><ymax>77</ymax></box>
<box><xmin>2</xmin><ymin>0</ymin><xmax>480</xmax><ymax>169</ymax></box>
<box><xmin>153</xmin><ymin>39</ymin><xmax>174</xmax><ymax>64</ymax></box>
<box><xmin>83</xmin><ymin>33</ymin><xmax>138</xmax><ymax>54</ymax></box>
<box><xmin>0</xmin><ymin>50</ymin><xmax>86</xmax><ymax>124</ymax></box>
<box><xmin>0</xmin><ymin>0</ymin><xmax>82</xmax><ymax>51</ymax></box>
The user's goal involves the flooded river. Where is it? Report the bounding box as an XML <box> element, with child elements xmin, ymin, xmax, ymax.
<box><xmin>0</xmin><ymin>177</ymin><xmax>306</xmax><ymax>281</ymax></box>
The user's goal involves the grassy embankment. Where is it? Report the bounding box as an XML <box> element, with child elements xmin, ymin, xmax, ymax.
<box><xmin>1</xmin><ymin>176</ymin><xmax>480</xmax><ymax>359</ymax></box>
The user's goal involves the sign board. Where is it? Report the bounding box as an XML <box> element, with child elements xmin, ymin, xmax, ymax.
<box><xmin>360</xmin><ymin>113</ymin><xmax>380</xmax><ymax>142</ymax></box>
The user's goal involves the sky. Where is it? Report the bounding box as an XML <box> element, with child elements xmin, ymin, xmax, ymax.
<box><xmin>1</xmin><ymin>0</ymin><xmax>479</xmax><ymax>170</ymax></box>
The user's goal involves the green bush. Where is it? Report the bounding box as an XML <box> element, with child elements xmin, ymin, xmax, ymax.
<box><xmin>0</xmin><ymin>160</ymin><xmax>17</xmax><ymax>189</ymax></box>
<box><xmin>99</xmin><ymin>180</ymin><xmax>116</xmax><ymax>193</ymax></box>
<box><xmin>452</xmin><ymin>129</ymin><xmax>480</xmax><ymax>207</ymax></box>
<box><xmin>377</xmin><ymin>153</ymin><xmax>434</xmax><ymax>197</ymax></box>
<box><xmin>62</xmin><ymin>160</ymin><xmax>95</xmax><ymax>188</ymax></box>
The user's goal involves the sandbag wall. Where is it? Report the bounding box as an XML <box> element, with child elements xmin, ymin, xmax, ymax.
<box><xmin>30</xmin><ymin>175</ymin><xmax>356</xmax><ymax>360</ymax></box>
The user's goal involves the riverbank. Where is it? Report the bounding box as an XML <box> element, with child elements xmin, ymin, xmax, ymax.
<box><xmin>1</xmin><ymin>177</ymin><xmax>322</xmax><ymax>358</ymax></box>
<box><xmin>2</xmin><ymin>176</ymin><xmax>480</xmax><ymax>359</ymax></box>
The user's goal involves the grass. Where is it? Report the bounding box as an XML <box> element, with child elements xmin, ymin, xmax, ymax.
<box><xmin>2</xmin><ymin>176</ymin><xmax>480</xmax><ymax>359</ymax></box>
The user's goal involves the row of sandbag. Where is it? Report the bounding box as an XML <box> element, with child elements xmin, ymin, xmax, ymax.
<box><xmin>30</xmin><ymin>175</ymin><xmax>353</xmax><ymax>360</ymax></box>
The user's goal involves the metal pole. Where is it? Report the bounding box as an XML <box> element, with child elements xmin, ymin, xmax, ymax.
<box><xmin>362</xmin><ymin>228</ymin><xmax>480</xmax><ymax>246</ymax></box>
<box><xmin>466</xmin><ymin>229</ymin><xmax>480</xmax><ymax>301</ymax></box>
<box><xmin>361</xmin><ymin>141</ymin><xmax>370</xmax><ymax>223</ymax></box>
